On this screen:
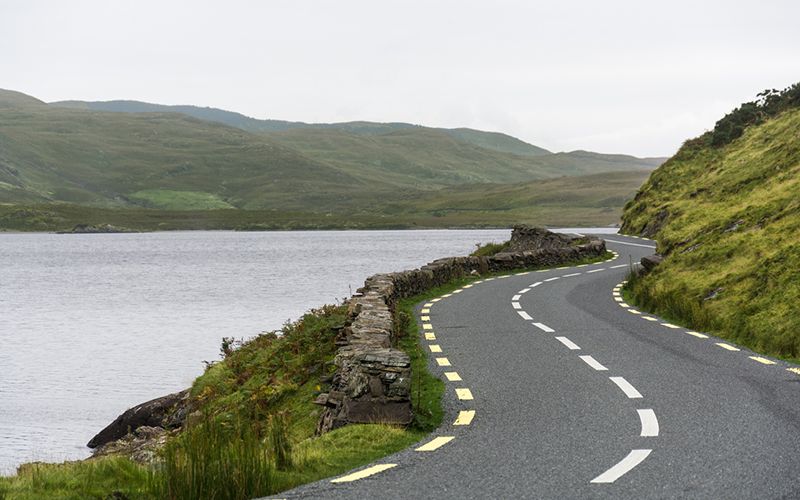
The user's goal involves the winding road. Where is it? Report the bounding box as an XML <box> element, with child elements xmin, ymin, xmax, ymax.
<box><xmin>282</xmin><ymin>235</ymin><xmax>800</xmax><ymax>499</ymax></box>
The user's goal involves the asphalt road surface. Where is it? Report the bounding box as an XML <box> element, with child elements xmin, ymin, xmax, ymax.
<box><xmin>279</xmin><ymin>235</ymin><xmax>800</xmax><ymax>499</ymax></box>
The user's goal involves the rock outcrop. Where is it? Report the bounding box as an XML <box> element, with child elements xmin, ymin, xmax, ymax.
<box><xmin>505</xmin><ymin>225</ymin><xmax>578</xmax><ymax>252</ymax></box>
<box><xmin>87</xmin><ymin>389</ymin><xmax>190</xmax><ymax>449</ymax></box>
<box><xmin>60</xmin><ymin>223</ymin><xmax>134</xmax><ymax>234</ymax></box>
<box><xmin>315</xmin><ymin>226</ymin><xmax>605</xmax><ymax>433</ymax></box>
<box><xmin>640</xmin><ymin>254</ymin><xmax>664</xmax><ymax>272</ymax></box>
<box><xmin>91</xmin><ymin>425</ymin><xmax>174</xmax><ymax>464</ymax></box>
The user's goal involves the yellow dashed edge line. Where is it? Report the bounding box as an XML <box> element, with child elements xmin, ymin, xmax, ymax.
<box><xmin>436</xmin><ymin>357</ymin><xmax>451</xmax><ymax>366</ymax></box>
<box><xmin>429</xmin><ymin>344</ymin><xmax>442</xmax><ymax>353</ymax></box>
<box><xmin>416</xmin><ymin>436</ymin><xmax>455</xmax><ymax>452</ymax></box>
<box><xmin>331</xmin><ymin>463</ymin><xmax>397</xmax><ymax>483</ymax></box>
<box><xmin>455</xmin><ymin>388</ymin><xmax>474</xmax><ymax>400</ymax></box>
<box><xmin>444</xmin><ymin>371</ymin><xmax>461</xmax><ymax>381</ymax></box>
<box><xmin>453</xmin><ymin>410</ymin><xmax>475</xmax><ymax>426</ymax></box>
<box><xmin>425</xmin><ymin>332</ymin><xmax>436</xmax><ymax>340</ymax></box>
<box><xmin>614</xmin><ymin>282</ymin><xmax>796</xmax><ymax>373</ymax></box>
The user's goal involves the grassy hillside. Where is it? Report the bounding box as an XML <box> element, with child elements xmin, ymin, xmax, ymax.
<box><xmin>266</xmin><ymin>128</ymin><xmax>658</xmax><ymax>188</ymax></box>
<box><xmin>0</xmin><ymin>169</ymin><xmax>649</xmax><ymax>232</ymax></box>
<box><xmin>621</xmin><ymin>85</ymin><xmax>800</xmax><ymax>360</ymax></box>
<box><xmin>51</xmin><ymin>99</ymin><xmax>550</xmax><ymax>155</ymax></box>
<box><xmin>1</xmin><ymin>89</ymin><xmax>660</xmax><ymax>229</ymax></box>
<box><xmin>0</xmin><ymin>91</ymin><xmax>362</xmax><ymax>210</ymax></box>
<box><xmin>50</xmin><ymin>97</ymin><xmax>662</xmax><ymax>183</ymax></box>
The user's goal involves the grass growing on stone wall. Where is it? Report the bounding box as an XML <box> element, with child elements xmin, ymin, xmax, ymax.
<box><xmin>470</xmin><ymin>241</ymin><xmax>511</xmax><ymax>257</ymax></box>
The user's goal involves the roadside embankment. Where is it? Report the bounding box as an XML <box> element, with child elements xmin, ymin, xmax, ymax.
<box><xmin>621</xmin><ymin>94</ymin><xmax>800</xmax><ymax>360</ymax></box>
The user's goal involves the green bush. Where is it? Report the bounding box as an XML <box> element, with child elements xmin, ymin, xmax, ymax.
<box><xmin>710</xmin><ymin>83</ymin><xmax>800</xmax><ymax>147</ymax></box>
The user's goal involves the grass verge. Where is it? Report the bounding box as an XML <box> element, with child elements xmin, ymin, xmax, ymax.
<box><xmin>622</xmin><ymin>270</ymin><xmax>800</xmax><ymax>365</ymax></box>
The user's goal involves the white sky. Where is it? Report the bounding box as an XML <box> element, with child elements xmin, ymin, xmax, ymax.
<box><xmin>1</xmin><ymin>0</ymin><xmax>798</xmax><ymax>157</ymax></box>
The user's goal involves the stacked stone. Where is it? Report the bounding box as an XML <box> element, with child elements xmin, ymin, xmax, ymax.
<box><xmin>315</xmin><ymin>228</ymin><xmax>606</xmax><ymax>433</ymax></box>
<box><xmin>315</xmin><ymin>280</ymin><xmax>414</xmax><ymax>433</ymax></box>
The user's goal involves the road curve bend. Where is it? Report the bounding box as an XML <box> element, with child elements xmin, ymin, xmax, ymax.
<box><xmin>279</xmin><ymin>235</ymin><xmax>800</xmax><ymax>499</ymax></box>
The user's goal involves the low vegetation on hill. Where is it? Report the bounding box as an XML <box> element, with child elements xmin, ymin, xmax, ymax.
<box><xmin>0</xmin><ymin>89</ymin><xmax>661</xmax><ymax>230</ymax></box>
<box><xmin>622</xmin><ymin>84</ymin><xmax>800</xmax><ymax>360</ymax></box>
<box><xmin>0</xmin><ymin>169</ymin><xmax>650</xmax><ymax>232</ymax></box>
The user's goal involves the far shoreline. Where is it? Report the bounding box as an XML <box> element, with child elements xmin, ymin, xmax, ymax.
<box><xmin>0</xmin><ymin>225</ymin><xmax>621</xmax><ymax>235</ymax></box>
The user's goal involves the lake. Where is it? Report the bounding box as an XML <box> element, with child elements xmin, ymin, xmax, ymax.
<box><xmin>0</xmin><ymin>229</ymin><xmax>513</xmax><ymax>474</ymax></box>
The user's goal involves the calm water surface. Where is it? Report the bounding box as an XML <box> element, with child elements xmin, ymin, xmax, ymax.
<box><xmin>0</xmin><ymin>229</ymin><xmax>511</xmax><ymax>474</ymax></box>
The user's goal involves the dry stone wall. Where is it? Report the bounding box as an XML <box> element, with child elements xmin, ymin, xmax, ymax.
<box><xmin>315</xmin><ymin>227</ymin><xmax>606</xmax><ymax>433</ymax></box>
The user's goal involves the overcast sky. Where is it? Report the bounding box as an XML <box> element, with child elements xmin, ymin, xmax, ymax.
<box><xmin>1</xmin><ymin>1</ymin><xmax>798</xmax><ymax>157</ymax></box>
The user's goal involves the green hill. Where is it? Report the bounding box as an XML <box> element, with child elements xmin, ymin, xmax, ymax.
<box><xmin>1</xmin><ymin>88</ymin><xmax>660</xmax><ymax>230</ymax></box>
<box><xmin>621</xmin><ymin>83</ymin><xmax>800</xmax><ymax>360</ymax></box>
<box><xmin>50</xmin><ymin>99</ymin><xmax>551</xmax><ymax>155</ymax></box>
<box><xmin>50</xmin><ymin>98</ymin><xmax>664</xmax><ymax>178</ymax></box>
<box><xmin>0</xmin><ymin>90</ymin><xmax>361</xmax><ymax>210</ymax></box>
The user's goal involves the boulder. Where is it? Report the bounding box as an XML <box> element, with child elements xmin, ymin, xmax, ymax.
<box><xmin>92</xmin><ymin>425</ymin><xmax>173</xmax><ymax>464</ymax></box>
<box><xmin>505</xmin><ymin>225</ymin><xmax>576</xmax><ymax>253</ymax></box>
<box><xmin>640</xmin><ymin>254</ymin><xmax>664</xmax><ymax>272</ymax></box>
<box><xmin>87</xmin><ymin>389</ymin><xmax>189</xmax><ymax>448</ymax></box>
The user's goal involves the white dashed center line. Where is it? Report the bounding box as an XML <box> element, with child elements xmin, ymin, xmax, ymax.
<box><xmin>590</xmin><ymin>449</ymin><xmax>652</xmax><ymax>483</ymax></box>
<box><xmin>579</xmin><ymin>355</ymin><xmax>608</xmax><ymax>371</ymax></box>
<box><xmin>637</xmin><ymin>409</ymin><xmax>659</xmax><ymax>436</ymax></box>
<box><xmin>532</xmin><ymin>322</ymin><xmax>555</xmax><ymax>333</ymax></box>
<box><xmin>555</xmin><ymin>336</ymin><xmax>581</xmax><ymax>350</ymax></box>
<box><xmin>609</xmin><ymin>376</ymin><xmax>643</xmax><ymax>398</ymax></box>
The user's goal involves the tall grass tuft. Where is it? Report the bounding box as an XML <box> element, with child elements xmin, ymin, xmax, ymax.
<box><xmin>151</xmin><ymin>415</ymin><xmax>272</xmax><ymax>500</ymax></box>
<box><xmin>625</xmin><ymin>270</ymin><xmax>722</xmax><ymax>335</ymax></box>
<box><xmin>268</xmin><ymin>413</ymin><xmax>292</xmax><ymax>470</ymax></box>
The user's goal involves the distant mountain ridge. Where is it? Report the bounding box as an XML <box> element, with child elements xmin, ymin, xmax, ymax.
<box><xmin>1</xmin><ymin>88</ymin><xmax>663</xmax><ymax>230</ymax></box>
<box><xmin>51</xmin><ymin>99</ymin><xmax>554</xmax><ymax>157</ymax></box>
